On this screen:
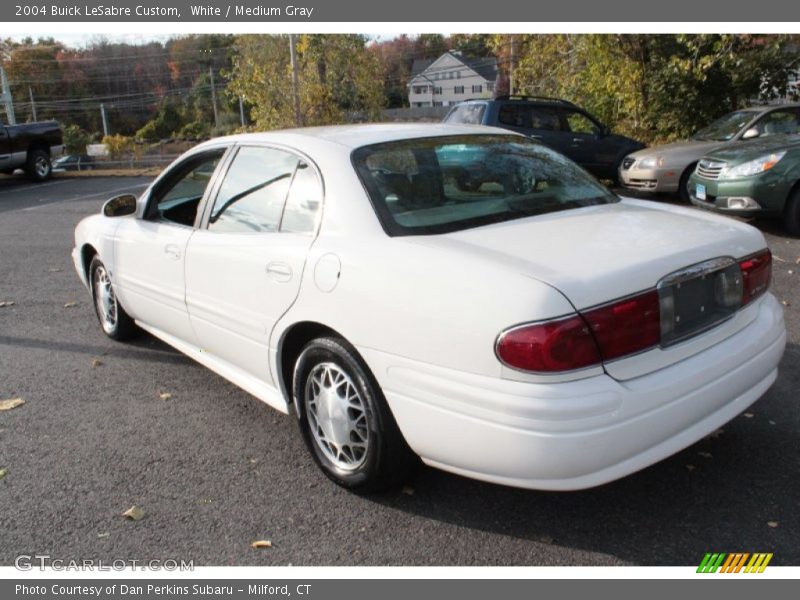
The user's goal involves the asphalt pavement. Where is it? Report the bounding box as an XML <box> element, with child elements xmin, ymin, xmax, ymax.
<box><xmin>0</xmin><ymin>175</ymin><xmax>798</xmax><ymax>566</ymax></box>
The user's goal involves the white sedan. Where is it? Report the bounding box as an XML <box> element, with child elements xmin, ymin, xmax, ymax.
<box><xmin>72</xmin><ymin>124</ymin><xmax>786</xmax><ymax>492</ymax></box>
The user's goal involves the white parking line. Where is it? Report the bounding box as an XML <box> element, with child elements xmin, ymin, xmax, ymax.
<box><xmin>20</xmin><ymin>182</ymin><xmax>150</xmax><ymax>212</ymax></box>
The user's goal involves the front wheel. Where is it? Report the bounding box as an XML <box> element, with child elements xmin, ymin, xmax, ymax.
<box><xmin>90</xmin><ymin>256</ymin><xmax>140</xmax><ymax>341</ymax></box>
<box><xmin>678</xmin><ymin>163</ymin><xmax>697</xmax><ymax>204</ymax></box>
<box><xmin>293</xmin><ymin>336</ymin><xmax>418</xmax><ymax>492</ymax></box>
<box><xmin>25</xmin><ymin>149</ymin><xmax>52</xmax><ymax>182</ymax></box>
<box><xmin>784</xmin><ymin>186</ymin><xmax>800</xmax><ymax>237</ymax></box>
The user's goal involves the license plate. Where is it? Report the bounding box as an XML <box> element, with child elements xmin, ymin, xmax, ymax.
<box><xmin>696</xmin><ymin>183</ymin><xmax>706</xmax><ymax>200</ymax></box>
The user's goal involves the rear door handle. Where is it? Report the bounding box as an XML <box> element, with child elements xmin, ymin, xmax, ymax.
<box><xmin>572</xmin><ymin>137</ymin><xmax>585</xmax><ymax>143</ymax></box>
<box><xmin>164</xmin><ymin>244</ymin><xmax>181</xmax><ymax>260</ymax></box>
<box><xmin>266</xmin><ymin>262</ymin><xmax>293</xmax><ymax>283</ymax></box>
<box><xmin>530</xmin><ymin>134</ymin><xmax>543</xmax><ymax>140</ymax></box>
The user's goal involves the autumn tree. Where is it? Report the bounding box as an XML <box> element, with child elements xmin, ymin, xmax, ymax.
<box><xmin>227</xmin><ymin>34</ymin><xmax>385</xmax><ymax>130</ymax></box>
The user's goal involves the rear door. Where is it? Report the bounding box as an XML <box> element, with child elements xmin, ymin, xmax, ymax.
<box><xmin>184</xmin><ymin>145</ymin><xmax>323</xmax><ymax>385</ymax></box>
<box><xmin>497</xmin><ymin>104</ymin><xmax>568</xmax><ymax>154</ymax></box>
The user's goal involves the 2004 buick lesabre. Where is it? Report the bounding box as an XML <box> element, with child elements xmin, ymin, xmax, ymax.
<box><xmin>72</xmin><ymin>124</ymin><xmax>786</xmax><ymax>491</ymax></box>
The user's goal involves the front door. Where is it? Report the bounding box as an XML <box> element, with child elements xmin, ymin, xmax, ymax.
<box><xmin>113</xmin><ymin>149</ymin><xmax>227</xmax><ymax>343</ymax></box>
<box><xmin>185</xmin><ymin>145</ymin><xmax>323</xmax><ymax>385</ymax></box>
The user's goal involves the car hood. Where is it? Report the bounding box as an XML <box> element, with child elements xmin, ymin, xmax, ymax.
<box><xmin>628</xmin><ymin>139</ymin><xmax>727</xmax><ymax>162</ymax></box>
<box><xmin>702</xmin><ymin>134</ymin><xmax>800</xmax><ymax>162</ymax></box>
<box><xmin>407</xmin><ymin>198</ymin><xmax>765</xmax><ymax>310</ymax></box>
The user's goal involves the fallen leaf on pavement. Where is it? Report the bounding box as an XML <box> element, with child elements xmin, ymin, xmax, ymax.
<box><xmin>709</xmin><ymin>429</ymin><xmax>724</xmax><ymax>439</ymax></box>
<box><xmin>789</xmin><ymin>270</ymin><xmax>794</xmax><ymax>275</ymax></box>
<box><xmin>121</xmin><ymin>505</ymin><xmax>145</xmax><ymax>521</ymax></box>
<box><xmin>159</xmin><ymin>392</ymin><xmax>172</xmax><ymax>401</ymax></box>
<box><xmin>0</xmin><ymin>301</ymin><xmax>15</xmax><ymax>308</ymax></box>
<box><xmin>782</xmin><ymin>300</ymin><xmax>791</xmax><ymax>307</ymax></box>
<box><xmin>767</xmin><ymin>521</ymin><xmax>779</xmax><ymax>528</ymax></box>
<box><xmin>97</xmin><ymin>532</ymin><xmax>110</xmax><ymax>538</ymax></box>
<box><xmin>63</xmin><ymin>302</ymin><xmax>77</xmax><ymax>308</ymax></box>
<box><xmin>250</xmin><ymin>540</ymin><xmax>272</xmax><ymax>549</ymax></box>
<box><xmin>698</xmin><ymin>452</ymin><xmax>713</xmax><ymax>459</ymax></box>
<box><xmin>0</xmin><ymin>398</ymin><xmax>25</xmax><ymax>411</ymax></box>
<box><xmin>91</xmin><ymin>359</ymin><xmax>104</xmax><ymax>368</ymax></box>
<box><xmin>48</xmin><ymin>267</ymin><xmax>62</xmax><ymax>272</ymax></box>
<box><xmin>773</xmin><ymin>255</ymin><xmax>786</xmax><ymax>262</ymax></box>
<box><xmin>769</xmin><ymin>420</ymin><xmax>776</xmax><ymax>425</ymax></box>
<box><xmin>0</xmin><ymin>468</ymin><xmax>7</xmax><ymax>480</ymax></box>
<box><xmin>401</xmin><ymin>485</ymin><xmax>415</xmax><ymax>496</ymax></box>
<box><xmin>744</xmin><ymin>413</ymin><xmax>754</xmax><ymax>418</ymax></box>
<box><xmin>685</xmin><ymin>464</ymin><xmax>695</xmax><ymax>471</ymax></box>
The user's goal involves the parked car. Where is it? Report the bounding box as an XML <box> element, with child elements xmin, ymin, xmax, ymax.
<box><xmin>72</xmin><ymin>124</ymin><xmax>785</xmax><ymax>492</ymax></box>
<box><xmin>688</xmin><ymin>133</ymin><xmax>800</xmax><ymax>235</ymax></box>
<box><xmin>620</xmin><ymin>104</ymin><xmax>800</xmax><ymax>202</ymax></box>
<box><xmin>0</xmin><ymin>119</ymin><xmax>63</xmax><ymax>181</ymax></box>
<box><xmin>52</xmin><ymin>154</ymin><xmax>94</xmax><ymax>172</ymax></box>
<box><xmin>443</xmin><ymin>95</ymin><xmax>645</xmax><ymax>181</ymax></box>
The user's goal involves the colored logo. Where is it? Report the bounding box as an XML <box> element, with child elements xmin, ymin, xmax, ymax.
<box><xmin>697</xmin><ymin>553</ymin><xmax>773</xmax><ymax>573</ymax></box>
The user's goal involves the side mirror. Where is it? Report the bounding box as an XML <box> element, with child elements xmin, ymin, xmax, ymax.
<box><xmin>102</xmin><ymin>194</ymin><xmax>137</xmax><ymax>217</ymax></box>
<box><xmin>742</xmin><ymin>127</ymin><xmax>760</xmax><ymax>140</ymax></box>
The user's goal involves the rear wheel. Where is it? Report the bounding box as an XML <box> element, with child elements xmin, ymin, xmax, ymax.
<box><xmin>784</xmin><ymin>186</ymin><xmax>800</xmax><ymax>237</ymax></box>
<box><xmin>90</xmin><ymin>256</ymin><xmax>140</xmax><ymax>341</ymax></box>
<box><xmin>678</xmin><ymin>163</ymin><xmax>697</xmax><ymax>204</ymax></box>
<box><xmin>25</xmin><ymin>149</ymin><xmax>52</xmax><ymax>182</ymax></box>
<box><xmin>293</xmin><ymin>336</ymin><xmax>418</xmax><ymax>492</ymax></box>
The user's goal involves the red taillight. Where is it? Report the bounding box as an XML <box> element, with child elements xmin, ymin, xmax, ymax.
<box><xmin>496</xmin><ymin>315</ymin><xmax>601</xmax><ymax>372</ymax></box>
<box><xmin>739</xmin><ymin>249</ymin><xmax>771</xmax><ymax>305</ymax></box>
<box><xmin>582</xmin><ymin>290</ymin><xmax>661</xmax><ymax>361</ymax></box>
<box><xmin>497</xmin><ymin>290</ymin><xmax>661</xmax><ymax>373</ymax></box>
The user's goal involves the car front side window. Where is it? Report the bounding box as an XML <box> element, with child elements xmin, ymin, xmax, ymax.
<box><xmin>564</xmin><ymin>110</ymin><xmax>600</xmax><ymax>135</ymax></box>
<box><xmin>147</xmin><ymin>150</ymin><xmax>225</xmax><ymax>227</ymax></box>
<box><xmin>754</xmin><ymin>110</ymin><xmax>800</xmax><ymax>137</ymax></box>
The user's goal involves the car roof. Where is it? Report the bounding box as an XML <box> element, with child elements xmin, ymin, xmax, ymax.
<box><xmin>196</xmin><ymin>123</ymin><xmax>517</xmax><ymax>151</ymax></box>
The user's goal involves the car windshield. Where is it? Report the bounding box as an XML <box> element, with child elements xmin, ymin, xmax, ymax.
<box><xmin>352</xmin><ymin>134</ymin><xmax>618</xmax><ymax>236</ymax></box>
<box><xmin>692</xmin><ymin>110</ymin><xmax>757</xmax><ymax>141</ymax></box>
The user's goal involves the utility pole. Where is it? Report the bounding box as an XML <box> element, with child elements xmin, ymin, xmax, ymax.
<box><xmin>100</xmin><ymin>103</ymin><xmax>109</xmax><ymax>136</ymax></box>
<box><xmin>239</xmin><ymin>96</ymin><xmax>246</xmax><ymax>127</ymax></box>
<box><xmin>1</xmin><ymin>67</ymin><xmax>15</xmax><ymax>125</ymax></box>
<box><xmin>288</xmin><ymin>34</ymin><xmax>302</xmax><ymax>127</ymax></box>
<box><xmin>209</xmin><ymin>66</ymin><xmax>220</xmax><ymax>128</ymax></box>
<box><xmin>28</xmin><ymin>86</ymin><xmax>37</xmax><ymax>121</ymax></box>
<box><xmin>509</xmin><ymin>35</ymin><xmax>515</xmax><ymax>96</ymax></box>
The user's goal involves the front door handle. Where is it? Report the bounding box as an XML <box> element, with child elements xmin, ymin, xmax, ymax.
<box><xmin>266</xmin><ymin>262</ymin><xmax>293</xmax><ymax>283</ymax></box>
<box><xmin>164</xmin><ymin>244</ymin><xmax>181</xmax><ymax>260</ymax></box>
<box><xmin>572</xmin><ymin>137</ymin><xmax>585</xmax><ymax>143</ymax></box>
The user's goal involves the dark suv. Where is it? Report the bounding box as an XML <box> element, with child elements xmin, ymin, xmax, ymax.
<box><xmin>443</xmin><ymin>96</ymin><xmax>645</xmax><ymax>180</ymax></box>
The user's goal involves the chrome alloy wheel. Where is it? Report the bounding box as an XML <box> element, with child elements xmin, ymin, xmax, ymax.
<box><xmin>34</xmin><ymin>155</ymin><xmax>50</xmax><ymax>178</ymax></box>
<box><xmin>304</xmin><ymin>362</ymin><xmax>369</xmax><ymax>471</ymax></box>
<box><xmin>93</xmin><ymin>265</ymin><xmax>117</xmax><ymax>334</ymax></box>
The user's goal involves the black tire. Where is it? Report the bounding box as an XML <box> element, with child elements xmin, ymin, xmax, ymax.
<box><xmin>784</xmin><ymin>186</ymin><xmax>800</xmax><ymax>237</ymax></box>
<box><xmin>25</xmin><ymin>149</ymin><xmax>53</xmax><ymax>182</ymax></box>
<box><xmin>89</xmin><ymin>256</ymin><xmax>140</xmax><ymax>341</ymax></box>
<box><xmin>678</xmin><ymin>163</ymin><xmax>697</xmax><ymax>204</ymax></box>
<box><xmin>293</xmin><ymin>336</ymin><xmax>418</xmax><ymax>492</ymax></box>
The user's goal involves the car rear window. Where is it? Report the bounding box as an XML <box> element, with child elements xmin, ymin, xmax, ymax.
<box><xmin>443</xmin><ymin>103</ymin><xmax>486</xmax><ymax>125</ymax></box>
<box><xmin>352</xmin><ymin>134</ymin><xmax>618</xmax><ymax>236</ymax></box>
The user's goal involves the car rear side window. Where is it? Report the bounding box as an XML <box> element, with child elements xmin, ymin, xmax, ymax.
<box><xmin>352</xmin><ymin>134</ymin><xmax>618</xmax><ymax>236</ymax></box>
<box><xmin>208</xmin><ymin>146</ymin><xmax>299</xmax><ymax>233</ymax></box>
<box><xmin>444</xmin><ymin>103</ymin><xmax>486</xmax><ymax>125</ymax></box>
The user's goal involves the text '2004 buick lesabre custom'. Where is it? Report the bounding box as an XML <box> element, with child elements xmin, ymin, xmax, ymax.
<box><xmin>72</xmin><ymin>124</ymin><xmax>786</xmax><ymax>492</ymax></box>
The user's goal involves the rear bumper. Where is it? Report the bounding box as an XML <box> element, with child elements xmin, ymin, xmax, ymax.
<box><xmin>360</xmin><ymin>294</ymin><xmax>785</xmax><ymax>490</ymax></box>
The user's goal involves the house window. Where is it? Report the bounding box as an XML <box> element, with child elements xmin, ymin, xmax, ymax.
<box><xmin>412</xmin><ymin>86</ymin><xmax>428</xmax><ymax>94</ymax></box>
<box><xmin>472</xmin><ymin>85</ymin><xmax>483</xmax><ymax>93</ymax></box>
<box><xmin>486</xmin><ymin>82</ymin><xmax>494</xmax><ymax>92</ymax></box>
<box><xmin>433</xmin><ymin>101</ymin><xmax>443</xmax><ymax>107</ymax></box>
<box><xmin>433</xmin><ymin>87</ymin><xmax>442</xmax><ymax>95</ymax></box>
<box><xmin>457</xmin><ymin>72</ymin><xmax>461</xmax><ymax>79</ymax></box>
<box><xmin>454</xmin><ymin>86</ymin><xmax>465</xmax><ymax>94</ymax></box>
<box><xmin>448</xmin><ymin>72</ymin><xmax>454</xmax><ymax>79</ymax></box>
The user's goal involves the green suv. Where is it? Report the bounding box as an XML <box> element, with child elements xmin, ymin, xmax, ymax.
<box><xmin>688</xmin><ymin>134</ymin><xmax>800</xmax><ymax>235</ymax></box>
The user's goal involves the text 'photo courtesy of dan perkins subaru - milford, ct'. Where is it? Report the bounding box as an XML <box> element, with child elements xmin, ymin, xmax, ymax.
<box><xmin>0</xmin><ymin>0</ymin><xmax>799</xmax><ymax>598</ymax></box>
